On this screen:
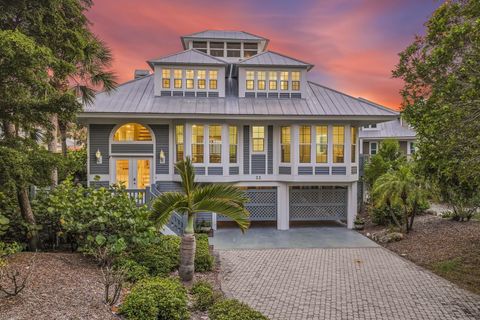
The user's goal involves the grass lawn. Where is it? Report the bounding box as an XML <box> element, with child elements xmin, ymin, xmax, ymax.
<box><xmin>362</xmin><ymin>214</ymin><xmax>480</xmax><ymax>295</ymax></box>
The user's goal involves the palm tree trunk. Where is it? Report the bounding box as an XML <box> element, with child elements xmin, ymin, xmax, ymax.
<box><xmin>17</xmin><ymin>188</ymin><xmax>40</xmax><ymax>251</ymax></box>
<box><xmin>59</xmin><ymin>120</ymin><xmax>68</xmax><ymax>157</ymax></box>
<box><xmin>47</xmin><ymin>114</ymin><xmax>59</xmax><ymax>189</ymax></box>
<box><xmin>179</xmin><ymin>214</ymin><xmax>196</xmax><ymax>282</ymax></box>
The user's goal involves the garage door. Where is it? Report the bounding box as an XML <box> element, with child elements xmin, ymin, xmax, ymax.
<box><xmin>289</xmin><ymin>187</ymin><xmax>347</xmax><ymax>221</ymax></box>
<box><xmin>217</xmin><ymin>187</ymin><xmax>277</xmax><ymax>222</ymax></box>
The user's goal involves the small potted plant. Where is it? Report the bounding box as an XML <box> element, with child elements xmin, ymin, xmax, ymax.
<box><xmin>197</xmin><ymin>219</ymin><xmax>214</xmax><ymax>237</ymax></box>
<box><xmin>354</xmin><ymin>216</ymin><xmax>365</xmax><ymax>230</ymax></box>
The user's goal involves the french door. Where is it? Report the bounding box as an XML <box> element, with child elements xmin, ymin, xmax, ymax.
<box><xmin>114</xmin><ymin>158</ymin><xmax>152</xmax><ymax>189</ymax></box>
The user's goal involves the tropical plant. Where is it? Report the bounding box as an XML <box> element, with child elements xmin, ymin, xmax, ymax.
<box><xmin>151</xmin><ymin>157</ymin><xmax>250</xmax><ymax>281</ymax></box>
<box><xmin>209</xmin><ymin>299</ymin><xmax>269</xmax><ymax>320</ymax></box>
<box><xmin>372</xmin><ymin>164</ymin><xmax>428</xmax><ymax>233</ymax></box>
<box><xmin>364</xmin><ymin>139</ymin><xmax>406</xmax><ymax>188</ymax></box>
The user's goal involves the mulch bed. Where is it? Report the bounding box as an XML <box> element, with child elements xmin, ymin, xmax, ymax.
<box><xmin>0</xmin><ymin>252</ymin><xmax>117</xmax><ymax>320</ymax></box>
<box><xmin>361</xmin><ymin>214</ymin><xmax>480</xmax><ymax>295</ymax></box>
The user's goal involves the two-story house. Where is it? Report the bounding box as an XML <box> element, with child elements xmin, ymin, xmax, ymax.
<box><xmin>79</xmin><ymin>30</ymin><xmax>398</xmax><ymax>232</ymax></box>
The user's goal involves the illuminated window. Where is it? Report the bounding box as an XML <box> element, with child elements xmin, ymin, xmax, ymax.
<box><xmin>280</xmin><ymin>126</ymin><xmax>291</xmax><ymax>163</ymax></box>
<box><xmin>113</xmin><ymin>123</ymin><xmax>152</xmax><ymax>142</ymax></box>
<box><xmin>244</xmin><ymin>43</ymin><xmax>258</xmax><ymax>58</ymax></box>
<box><xmin>209</xmin><ymin>125</ymin><xmax>222</xmax><ymax>163</ymax></box>
<box><xmin>229</xmin><ymin>126</ymin><xmax>238</xmax><ymax>163</ymax></box>
<box><xmin>269</xmin><ymin>72</ymin><xmax>277</xmax><ymax>90</ymax></box>
<box><xmin>210</xmin><ymin>42</ymin><xmax>224</xmax><ymax>57</ymax></box>
<box><xmin>174</xmin><ymin>69</ymin><xmax>182</xmax><ymax>89</ymax></box>
<box><xmin>333</xmin><ymin>126</ymin><xmax>345</xmax><ymax>163</ymax></box>
<box><xmin>252</xmin><ymin>126</ymin><xmax>265</xmax><ymax>152</ymax></box>
<box><xmin>299</xmin><ymin>125</ymin><xmax>311</xmax><ymax>163</ymax></box>
<box><xmin>280</xmin><ymin>72</ymin><xmax>289</xmax><ymax>91</ymax></box>
<box><xmin>257</xmin><ymin>71</ymin><xmax>266</xmax><ymax>90</ymax></box>
<box><xmin>246</xmin><ymin>71</ymin><xmax>255</xmax><ymax>90</ymax></box>
<box><xmin>227</xmin><ymin>42</ymin><xmax>241</xmax><ymax>57</ymax></box>
<box><xmin>316</xmin><ymin>126</ymin><xmax>328</xmax><ymax>163</ymax></box>
<box><xmin>291</xmin><ymin>71</ymin><xmax>300</xmax><ymax>91</ymax></box>
<box><xmin>186</xmin><ymin>70</ymin><xmax>194</xmax><ymax>89</ymax></box>
<box><xmin>209</xmin><ymin>70</ymin><xmax>218</xmax><ymax>90</ymax></box>
<box><xmin>162</xmin><ymin>69</ymin><xmax>170</xmax><ymax>88</ymax></box>
<box><xmin>197</xmin><ymin>70</ymin><xmax>206</xmax><ymax>89</ymax></box>
<box><xmin>191</xmin><ymin>125</ymin><xmax>204</xmax><ymax>163</ymax></box>
<box><xmin>351</xmin><ymin>127</ymin><xmax>357</xmax><ymax>163</ymax></box>
<box><xmin>175</xmin><ymin>125</ymin><xmax>184</xmax><ymax>162</ymax></box>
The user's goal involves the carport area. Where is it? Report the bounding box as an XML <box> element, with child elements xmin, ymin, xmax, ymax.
<box><xmin>209</xmin><ymin>222</ymin><xmax>377</xmax><ymax>250</ymax></box>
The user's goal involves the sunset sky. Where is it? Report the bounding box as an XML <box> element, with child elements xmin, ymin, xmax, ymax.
<box><xmin>86</xmin><ymin>0</ymin><xmax>440</xmax><ymax>109</ymax></box>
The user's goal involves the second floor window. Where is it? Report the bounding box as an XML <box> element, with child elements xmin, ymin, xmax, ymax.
<box><xmin>281</xmin><ymin>126</ymin><xmax>291</xmax><ymax>163</ymax></box>
<box><xmin>244</xmin><ymin>43</ymin><xmax>258</xmax><ymax>58</ymax></box>
<box><xmin>269</xmin><ymin>72</ymin><xmax>277</xmax><ymax>90</ymax></box>
<box><xmin>209</xmin><ymin>70</ymin><xmax>218</xmax><ymax>90</ymax></box>
<box><xmin>299</xmin><ymin>125</ymin><xmax>311</xmax><ymax>163</ymax></box>
<box><xmin>174</xmin><ymin>69</ymin><xmax>182</xmax><ymax>89</ymax></box>
<box><xmin>246</xmin><ymin>71</ymin><xmax>255</xmax><ymax>90</ymax></box>
<box><xmin>370</xmin><ymin>142</ymin><xmax>378</xmax><ymax>155</ymax></box>
<box><xmin>186</xmin><ymin>70</ymin><xmax>194</xmax><ymax>89</ymax></box>
<box><xmin>210</xmin><ymin>42</ymin><xmax>224</xmax><ymax>57</ymax></box>
<box><xmin>191</xmin><ymin>125</ymin><xmax>204</xmax><ymax>163</ymax></box>
<box><xmin>280</xmin><ymin>71</ymin><xmax>289</xmax><ymax>91</ymax></box>
<box><xmin>252</xmin><ymin>126</ymin><xmax>265</xmax><ymax>152</ymax></box>
<box><xmin>257</xmin><ymin>71</ymin><xmax>266</xmax><ymax>90</ymax></box>
<box><xmin>351</xmin><ymin>127</ymin><xmax>357</xmax><ymax>163</ymax></box>
<box><xmin>209</xmin><ymin>125</ymin><xmax>222</xmax><ymax>163</ymax></box>
<box><xmin>197</xmin><ymin>70</ymin><xmax>206</xmax><ymax>89</ymax></box>
<box><xmin>409</xmin><ymin>142</ymin><xmax>416</xmax><ymax>155</ymax></box>
<box><xmin>192</xmin><ymin>41</ymin><xmax>207</xmax><ymax>53</ymax></box>
<box><xmin>229</xmin><ymin>126</ymin><xmax>238</xmax><ymax>163</ymax></box>
<box><xmin>292</xmin><ymin>71</ymin><xmax>300</xmax><ymax>91</ymax></box>
<box><xmin>333</xmin><ymin>126</ymin><xmax>345</xmax><ymax>163</ymax></box>
<box><xmin>316</xmin><ymin>126</ymin><xmax>328</xmax><ymax>163</ymax></box>
<box><xmin>175</xmin><ymin>125</ymin><xmax>184</xmax><ymax>162</ymax></box>
<box><xmin>162</xmin><ymin>69</ymin><xmax>171</xmax><ymax>88</ymax></box>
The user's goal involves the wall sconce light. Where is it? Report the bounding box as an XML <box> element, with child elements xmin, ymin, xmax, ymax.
<box><xmin>159</xmin><ymin>149</ymin><xmax>166</xmax><ymax>164</ymax></box>
<box><xmin>95</xmin><ymin>149</ymin><xmax>103</xmax><ymax>164</ymax></box>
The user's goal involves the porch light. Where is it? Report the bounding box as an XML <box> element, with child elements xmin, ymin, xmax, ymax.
<box><xmin>95</xmin><ymin>149</ymin><xmax>102</xmax><ymax>164</ymax></box>
<box><xmin>159</xmin><ymin>149</ymin><xmax>166</xmax><ymax>164</ymax></box>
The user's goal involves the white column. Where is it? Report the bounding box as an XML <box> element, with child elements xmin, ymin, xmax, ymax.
<box><xmin>212</xmin><ymin>213</ymin><xmax>217</xmax><ymax>230</ymax></box>
<box><xmin>347</xmin><ymin>181</ymin><xmax>358</xmax><ymax>229</ymax></box>
<box><xmin>277</xmin><ymin>183</ymin><xmax>289</xmax><ymax>230</ymax></box>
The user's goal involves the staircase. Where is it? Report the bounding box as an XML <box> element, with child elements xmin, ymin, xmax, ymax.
<box><xmin>145</xmin><ymin>184</ymin><xmax>186</xmax><ymax>236</ymax></box>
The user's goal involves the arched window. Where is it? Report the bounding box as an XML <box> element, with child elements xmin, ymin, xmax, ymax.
<box><xmin>113</xmin><ymin>123</ymin><xmax>152</xmax><ymax>142</ymax></box>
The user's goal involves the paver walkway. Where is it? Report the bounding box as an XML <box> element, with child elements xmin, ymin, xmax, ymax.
<box><xmin>218</xmin><ymin>247</ymin><xmax>480</xmax><ymax>320</ymax></box>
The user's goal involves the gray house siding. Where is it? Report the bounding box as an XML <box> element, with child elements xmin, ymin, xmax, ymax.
<box><xmin>111</xmin><ymin>144</ymin><xmax>153</xmax><ymax>154</ymax></box>
<box><xmin>151</xmin><ymin>124</ymin><xmax>169</xmax><ymax>174</ymax></box>
<box><xmin>251</xmin><ymin>154</ymin><xmax>266</xmax><ymax>174</ymax></box>
<box><xmin>243</xmin><ymin>125</ymin><xmax>250</xmax><ymax>174</ymax></box>
<box><xmin>155</xmin><ymin>181</ymin><xmax>182</xmax><ymax>192</ymax></box>
<box><xmin>89</xmin><ymin>124</ymin><xmax>115</xmax><ymax>175</ymax></box>
<box><xmin>267</xmin><ymin>125</ymin><xmax>273</xmax><ymax>174</ymax></box>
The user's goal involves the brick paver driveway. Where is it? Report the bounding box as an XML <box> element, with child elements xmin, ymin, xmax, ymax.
<box><xmin>218</xmin><ymin>247</ymin><xmax>480</xmax><ymax>320</ymax></box>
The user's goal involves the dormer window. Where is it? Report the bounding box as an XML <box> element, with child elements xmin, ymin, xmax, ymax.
<box><xmin>227</xmin><ymin>42</ymin><xmax>241</xmax><ymax>57</ymax></box>
<box><xmin>162</xmin><ymin>69</ymin><xmax>171</xmax><ymax>88</ymax></box>
<box><xmin>269</xmin><ymin>72</ymin><xmax>277</xmax><ymax>90</ymax></box>
<box><xmin>210</xmin><ymin>42</ymin><xmax>224</xmax><ymax>57</ymax></box>
<box><xmin>257</xmin><ymin>72</ymin><xmax>266</xmax><ymax>90</ymax></box>
<box><xmin>244</xmin><ymin>43</ymin><xmax>258</xmax><ymax>58</ymax></box>
<box><xmin>291</xmin><ymin>72</ymin><xmax>300</xmax><ymax>91</ymax></box>
<box><xmin>186</xmin><ymin>69</ymin><xmax>194</xmax><ymax>89</ymax></box>
<box><xmin>209</xmin><ymin>70</ymin><xmax>218</xmax><ymax>90</ymax></box>
<box><xmin>174</xmin><ymin>69</ymin><xmax>182</xmax><ymax>89</ymax></box>
<box><xmin>197</xmin><ymin>70</ymin><xmax>206</xmax><ymax>89</ymax></box>
<box><xmin>246</xmin><ymin>71</ymin><xmax>255</xmax><ymax>90</ymax></box>
<box><xmin>280</xmin><ymin>72</ymin><xmax>289</xmax><ymax>91</ymax></box>
<box><xmin>193</xmin><ymin>41</ymin><xmax>207</xmax><ymax>53</ymax></box>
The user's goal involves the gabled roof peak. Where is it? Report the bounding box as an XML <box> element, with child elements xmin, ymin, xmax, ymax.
<box><xmin>237</xmin><ymin>50</ymin><xmax>314</xmax><ymax>70</ymax></box>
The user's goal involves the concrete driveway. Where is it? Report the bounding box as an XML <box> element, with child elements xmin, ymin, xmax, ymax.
<box><xmin>214</xmin><ymin>229</ymin><xmax>480</xmax><ymax>319</ymax></box>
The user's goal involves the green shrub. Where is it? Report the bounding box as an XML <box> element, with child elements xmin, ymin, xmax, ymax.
<box><xmin>130</xmin><ymin>235</ymin><xmax>181</xmax><ymax>277</ymax></box>
<box><xmin>369</xmin><ymin>204</ymin><xmax>403</xmax><ymax>226</ymax></box>
<box><xmin>191</xmin><ymin>280</ymin><xmax>215</xmax><ymax>311</ymax></box>
<box><xmin>209</xmin><ymin>299</ymin><xmax>269</xmax><ymax>320</ymax></box>
<box><xmin>195</xmin><ymin>234</ymin><xmax>214</xmax><ymax>272</ymax></box>
<box><xmin>115</xmin><ymin>258</ymin><xmax>149</xmax><ymax>282</ymax></box>
<box><xmin>120</xmin><ymin>277</ymin><xmax>189</xmax><ymax>320</ymax></box>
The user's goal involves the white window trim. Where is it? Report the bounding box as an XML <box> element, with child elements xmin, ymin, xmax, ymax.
<box><xmin>279</xmin><ymin>126</ymin><xmax>292</xmax><ymax>164</ymax></box>
<box><xmin>208</xmin><ymin>124</ymin><xmax>223</xmax><ymax>165</ymax></box>
<box><xmin>407</xmin><ymin>141</ymin><xmax>416</xmax><ymax>155</ymax></box>
<box><xmin>228</xmin><ymin>125</ymin><xmax>239</xmax><ymax>164</ymax></box>
<box><xmin>369</xmin><ymin>141</ymin><xmax>378</xmax><ymax>155</ymax></box>
<box><xmin>251</xmin><ymin>125</ymin><xmax>267</xmax><ymax>154</ymax></box>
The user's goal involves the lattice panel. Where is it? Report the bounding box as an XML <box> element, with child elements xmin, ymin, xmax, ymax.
<box><xmin>218</xmin><ymin>188</ymin><xmax>277</xmax><ymax>221</ymax></box>
<box><xmin>290</xmin><ymin>189</ymin><xmax>347</xmax><ymax>221</ymax></box>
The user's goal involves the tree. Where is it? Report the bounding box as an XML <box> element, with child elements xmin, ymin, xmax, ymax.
<box><xmin>393</xmin><ymin>0</ymin><xmax>480</xmax><ymax>209</ymax></box>
<box><xmin>364</xmin><ymin>139</ymin><xmax>405</xmax><ymax>187</ymax></box>
<box><xmin>151</xmin><ymin>158</ymin><xmax>250</xmax><ymax>281</ymax></box>
<box><xmin>372</xmin><ymin>164</ymin><xmax>428</xmax><ymax>233</ymax></box>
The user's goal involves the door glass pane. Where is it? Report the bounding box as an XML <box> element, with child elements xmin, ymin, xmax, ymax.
<box><xmin>137</xmin><ymin>159</ymin><xmax>150</xmax><ymax>189</ymax></box>
<box><xmin>116</xmin><ymin>160</ymin><xmax>129</xmax><ymax>187</ymax></box>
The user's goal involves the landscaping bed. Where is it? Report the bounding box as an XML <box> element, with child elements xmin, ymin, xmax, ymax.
<box><xmin>361</xmin><ymin>214</ymin><xmax>480</xmax><ymax>295</ymax></box>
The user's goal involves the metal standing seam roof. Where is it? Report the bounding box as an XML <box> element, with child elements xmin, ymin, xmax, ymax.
<box><xmin>147</xmin><ymin>49</ymin><xmax>227</xmax><ymax>68</ymax></box>
<box><xmin>181</xmin><ymin>30</ymin><xmax>267</xmax><ymax>41</ymax></box>
<box><xmin>81</xmin><ymin>75</ymin><xmax>398</xmax><ymax>118</ymax></box>
<box><xmin>237</xmin><ymin>51</ymin><xmax>314</xmax><ymax>70</ymax></box>
<box><xmin>359</xmin><ymin>118</ymin><xmax>416</xmax><ymax>139</ymax></box>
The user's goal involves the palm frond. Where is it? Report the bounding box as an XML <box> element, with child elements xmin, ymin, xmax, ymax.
<box><xmin>151</xmin><ymin>192</ymin><xmax>188</xmax><ymax>228</ymax></box>
<box><xmin>194</xmin><ymin>198</ymin><xmax>250</xmax><ymax>232</ymax></box>
<box><xmin>192</xmin><ymin>183</ymin><xmax>249</xmax><ymax>207</ymax></box>
<box><xmin>91</xmin><ymin>71</ymin><xmax>117</xmax><ymax>92</ymax></box>
<box><xmin>175</xmin><ymin>157</ymin><xmax>196</xmax><ymax>196</ymax></box>
<box><xmin>76</xmin><ymin>85</ymin><xmax>96</xmax><ymax>105</ymax></box>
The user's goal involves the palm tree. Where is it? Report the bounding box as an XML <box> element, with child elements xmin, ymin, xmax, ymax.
<box><xmin>372</xmin><ymin>164</ymin><xmax>426</xmax><ymax>233</ymax></box>
<box><xmin>151</xmin><ymin>157</ymin><xmax>250</xmax><ymax>281</ymax></box>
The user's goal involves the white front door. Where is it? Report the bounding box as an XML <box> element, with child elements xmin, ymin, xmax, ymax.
<box><xmin>114</xmin><ymin>158</ymin><xmax>152</xmax><ymax>189</ymax></box>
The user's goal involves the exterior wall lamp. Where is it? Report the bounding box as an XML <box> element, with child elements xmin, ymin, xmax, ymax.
<box><xmin>159</xmin><ymin>149</ymin><xmax>166</xmax><ymax>164</ymax></box>
<box><xmin>95</xmin><ymin>149</ymin><xmax>103</xmax><ymax>164</ymax></box>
